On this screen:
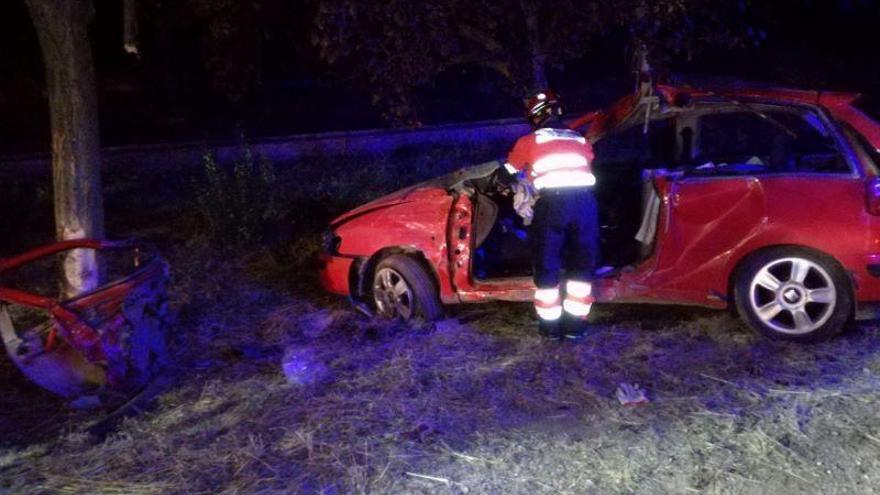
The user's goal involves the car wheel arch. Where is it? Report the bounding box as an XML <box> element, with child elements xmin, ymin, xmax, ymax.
<box><xmin>726</xmin><ymin>244</ymin><xmax>855</xmax><ymax>312</ymax></box>
<box><xmin>350</xmin><ymin>247</ymin><xmax>441</xmax><ymax>303</ymax></box>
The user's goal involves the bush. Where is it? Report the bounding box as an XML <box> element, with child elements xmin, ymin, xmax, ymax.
<box><xmin>194</xmin><ymin>142</ymin><xmax>282</xmax><ymax>246</ymax></box>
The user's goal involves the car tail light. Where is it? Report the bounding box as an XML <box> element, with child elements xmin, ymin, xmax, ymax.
<box><xmin>868</xmin><ymin>178</ymin><xmax>880</xmax><ymax>216</ymax></box>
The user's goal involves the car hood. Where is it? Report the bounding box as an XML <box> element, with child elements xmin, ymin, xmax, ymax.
<box><xmin>329</xmin><ymin>161</ymin><xmax>500</xmax><ymax>228</ymax></box>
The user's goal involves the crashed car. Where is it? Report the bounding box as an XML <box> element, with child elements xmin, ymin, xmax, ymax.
<box><xmin>320</xmin><ymin>83</ymin><xmax>880</xmax><ymax>342</ymax></box>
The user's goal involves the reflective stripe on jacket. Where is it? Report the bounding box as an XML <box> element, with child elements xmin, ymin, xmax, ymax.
<box><xmin>506</xmin><ymin>128</ymin><xmax>596</xmax><ymax>190</ymax></box>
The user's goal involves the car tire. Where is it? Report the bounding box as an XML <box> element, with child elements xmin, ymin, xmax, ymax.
<box><xmin>371</xmin><ymin>254</ymin><xmax>443</xmax><ymax>321</ymax></box>
<box><xmin>734</xmin><ymin>247</ymin><xmax>853</xmax><ymax>343</ymax></box>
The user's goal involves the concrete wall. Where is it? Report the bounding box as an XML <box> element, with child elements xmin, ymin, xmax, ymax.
<box><xmin>0</xmin><ymin>118</ymin><xmax>530</xmax><ymax>173</ymax></box>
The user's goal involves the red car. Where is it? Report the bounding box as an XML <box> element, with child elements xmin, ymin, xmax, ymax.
<box><xmin>320</xmin><ymin>83</ymin><xmax>880</xmax><ymax>342</ymax></box>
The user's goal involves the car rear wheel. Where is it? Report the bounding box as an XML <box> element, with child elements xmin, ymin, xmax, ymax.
<box><xmin>734</xmin><ymin>247</ymin><xmax>852</xmax><ymax>343</ymax></box>
<box><xmin>371</xmin><ymin>254</ymin><xmax>442</xmax><ymax>321</ymax></box>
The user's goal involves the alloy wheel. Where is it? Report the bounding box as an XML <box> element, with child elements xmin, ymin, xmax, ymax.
<box><xmin>373</xmin><ymin>267</ymin><xmax>414</xmax><ymax>319</ymax></box>
<box><xmin>748</xmin><ymin>257</ymin><xmax>836</xmax><ymax>335</ymax></box>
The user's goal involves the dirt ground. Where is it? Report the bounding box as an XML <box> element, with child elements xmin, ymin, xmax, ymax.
<box><xmin>3</xmin><ymin>150</ymin><xmax>880</xmax><ymax>494</ymax></box>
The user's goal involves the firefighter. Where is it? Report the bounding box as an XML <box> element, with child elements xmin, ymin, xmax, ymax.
<box><xmin>503</xmin><ymin>90</ymin><xmax>600</xmax><ymax>340</ymax></box>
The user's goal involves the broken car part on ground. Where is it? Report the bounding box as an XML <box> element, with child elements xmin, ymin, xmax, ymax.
<box><xmin>0</xmin><ymin>239</ymin><xmax>170</xmax><ymax>398</ymax></box>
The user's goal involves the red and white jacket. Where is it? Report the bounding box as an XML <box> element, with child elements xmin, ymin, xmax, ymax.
<box><xmin>505</xmin><ymin>128</ymin><xmax>596</xmax><ymax>191</ymax></box>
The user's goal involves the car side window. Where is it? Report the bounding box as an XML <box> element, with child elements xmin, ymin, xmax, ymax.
<box><xmin>695</xmin><ymin>110</ymin><xmax>850</xmax><ymax>175</ymax></box>
<box><xmin>592</xmin><ymin>117</ymin><xmax>675</xmax><ymax>168</ymax></box>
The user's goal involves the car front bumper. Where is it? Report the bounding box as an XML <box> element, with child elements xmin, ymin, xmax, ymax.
<box><xmin>319</xmin><ymin>253</ymin><xmax>354</xmax><ymax>295</ymax></box>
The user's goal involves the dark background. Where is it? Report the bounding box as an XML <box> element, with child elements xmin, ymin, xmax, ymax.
<box><xmin>0</xmin><ymin>0</ymin><xmax>878</xmax><ymax>154</ymax></box>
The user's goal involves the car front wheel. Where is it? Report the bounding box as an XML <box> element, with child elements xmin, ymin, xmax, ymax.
<box><xmin>371</xmin><ymin>254</ymin><xmax>442</xmax><ymax>321</ymax></box>
<box><xmin>734</xmin><ymin>247</ymin><xmax>852</xmax><ymax>343</ymax></box>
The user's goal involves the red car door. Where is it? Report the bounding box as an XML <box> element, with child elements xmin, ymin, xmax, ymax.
<box><xmin>624</xmin><ymin>105</ymin><xmax>867</xmax><ymax>307</ymax></box>
<box><xmin>649</xmin><ymin>174</ymin><xmax>767</xmax><ymax>304</ymax></box>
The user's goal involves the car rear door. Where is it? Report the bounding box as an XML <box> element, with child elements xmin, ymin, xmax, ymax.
<box><xmin>649</xmin><ymin>175</ymin><xmax>766</xmax><ymax>302</ymax></box>
<box><xmin>644</xmin><ymin>106</ymin><xmax>865</xmax><ymax>304</ymax></box>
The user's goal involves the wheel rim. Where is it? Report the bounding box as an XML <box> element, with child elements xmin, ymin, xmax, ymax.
<box><xmin>748</xmin><ymin>257</ymin><xmax>836</xmax><ymax>335</ymax></box>
<box><xmin>373</xmin><ymin>267</ymin><xmax>414</xmax><ymax>319</ymax></box>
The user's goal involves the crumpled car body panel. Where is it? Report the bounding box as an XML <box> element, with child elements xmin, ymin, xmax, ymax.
<box><xmin>0</xmin><ymin>240</ymin><xmax>169</xmax><ymax>397</ymax></box>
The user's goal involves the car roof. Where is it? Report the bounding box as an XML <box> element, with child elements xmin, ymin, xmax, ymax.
<box><xmin>570</xmin><ymin>82</ymin><xmax>867</xmax><ymax>143</ymax></box>
<box><xmin>655</xmin><ymin>83</ymin><xmax>861</xmax><ymax>109</ymax></box>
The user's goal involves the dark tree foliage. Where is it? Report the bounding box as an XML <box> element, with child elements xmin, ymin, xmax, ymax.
<box><xmin>312</xmin><ymin>1</ymin><xmax>465</xmax><ymax>125</ymax></box>
<box><xmin>144</xmin><ymin>1</ymin><xmax>262</xmax><ymax>101</ymax></box>
<box><xmin>141</xmin><ymin>0</ymin><xmax>297</xmax><ymax>102</ymax></box>
<box><xmin>744</xmin><ymin>0</ymin><xmax>880</xmax><ymax>87</ymax></box>
<box><xmin>121</xmin><ymin>0</ymin><xmax>879</xmax><ymax>126</ymax></box>
<box><xmin>312</xmin><ymin>0</ymin><xmax>765</xmax><ymax>124</ymax></box>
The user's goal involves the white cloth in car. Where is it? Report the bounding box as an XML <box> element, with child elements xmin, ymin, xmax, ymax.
<box><xmin>512</xmin><ymin>179</ymin><xmax>537</xmax><ymax>226</ymax></box>
<box><xmin>635</xmin><ymin>177</ymin><xmax>661</xmax><ymax>245</ymax></box>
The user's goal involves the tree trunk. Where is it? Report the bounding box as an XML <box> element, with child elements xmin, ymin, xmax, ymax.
<box><xmin>519</xmin><ymin>0</ymin><xmax>549</xmax><ymax>90</ymax></box>
<box><xmin>25</xmin><ymin>0</ymin><xmax>105</xmax><ymax>299</ymax></box>
<box><xmin>123</xmin><ymin>0</ymin><xmax>139</xmax><ymax>55</ymax></box>
<box><xmin>529</xmin><ymin>48</ymin><xmax>549</xmax><ymax>90</ymax></box>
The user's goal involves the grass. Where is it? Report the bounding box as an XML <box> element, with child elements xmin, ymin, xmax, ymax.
<box><xmin>3</xmin><ymin>143</ymin><xmax>880</xmax><ymax>494</ymax></box>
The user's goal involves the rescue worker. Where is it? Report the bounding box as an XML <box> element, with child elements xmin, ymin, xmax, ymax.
<box><xmin>503</xmin><ymin>90</ymin><xmax>600</xmax><ymax>340</ymax></box>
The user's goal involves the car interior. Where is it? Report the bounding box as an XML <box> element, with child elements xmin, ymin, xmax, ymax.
<box><xmin>466</xmin><ymin>103</ymin><xmax>853</xmax><ymax>282</ymax></box>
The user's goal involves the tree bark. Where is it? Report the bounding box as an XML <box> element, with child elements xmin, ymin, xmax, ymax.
<box><xmin>25</xmin><ymin>0</ymin><xmax>105</xmax><ymax>298</ymax></box>
<box><xmin>529</xmin><ymin>47</ymin><xmax>549</xmax><ymax>90</ymax></box>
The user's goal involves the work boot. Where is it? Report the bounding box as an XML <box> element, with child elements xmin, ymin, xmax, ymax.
<box><xmin>562</xmin><ymin>316</ymin><xmax>590</xmax><ymax>341</ymax></box>
<box><xmin>538</xmin><ymin>319</ymin><xmax>563</xmax><ymax>341</ymax></box>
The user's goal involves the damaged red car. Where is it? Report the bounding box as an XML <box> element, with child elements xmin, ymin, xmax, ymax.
<box><xmin>320</xmin><ymin>83</ymin><xmax>880</xmax><ymax>342</ymax></box>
